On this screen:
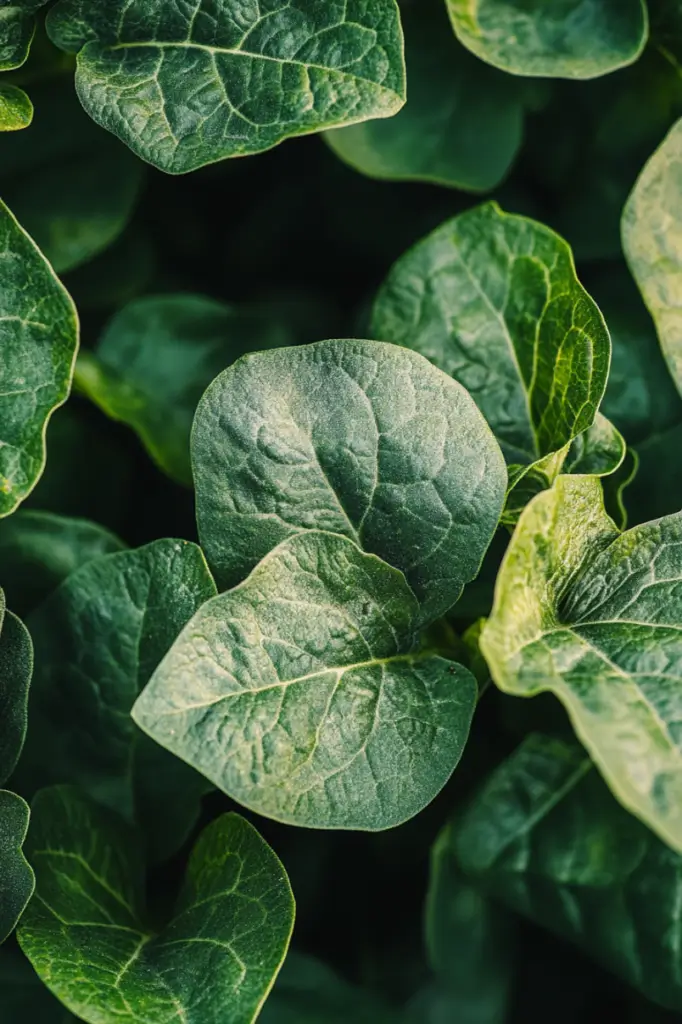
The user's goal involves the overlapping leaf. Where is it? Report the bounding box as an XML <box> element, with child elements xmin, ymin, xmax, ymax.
<box><xmin>481</xmin><ymin>474</ymin><xmax>682</xmax><ymax>852</ymax></box>
<box><xmin>445</xmin><ymin>0</ymin><xmax>648</xmax><ymax>80</ymax></box>
<box><xmin>20</xmin><ymin>539</ymin><xmax>216</xmax><ymax>859</ymax></box>
<box><xmin>372</xmin><ymin>203</ymin><xmax>617</xmax><ymax>519</ymax></box>
<box><xmin>0</xmin><ymin>199</ymin><xmax>78</xmax><ymax>516</ymax></box>
<box><xmin>326</xmin><ymin>1</ymin><xmax>530</xmax><ymax>192</ymax></box>
<box><xmin>45</xmin><ymin>0</ymin><xmax>407</xmax><ymax>173</ymax></box>
<box><xmin>75</xmin><ymin>294</ymin><xmax>291</xmax><ymax>485</ymax></box>
<box><xmin>0</xmin><ymin>1</ymin><xmax>49</xmax><ymax>70</ymax></box>
<box><xmin>192</xmin><ymin>338</ymin><xmax>506</xmax><ymax>626</ymax></box>
<box><xmin>133</xmin><ymin>530</ymin><xmax>477</xmax><ymax>830</ymax></box>
<box><xmin>454</xmin><ymin>734</ymin><xmax>682</xmax><ymax>1013</ymax></box>
<box><xmin>18</xmin><ymin>786</ymin><xmax>295</xmax><ymax>1024</ymax></box>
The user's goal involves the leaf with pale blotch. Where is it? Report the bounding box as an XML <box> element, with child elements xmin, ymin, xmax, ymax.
<box><xmin>445</xmin><ymin>0</ymin><xmax>647</xmax><ymax>80</ymax></box>
<box><xmin>623</xmin><ymin>118</ymin><xmax>682</xmax><ymax>403</ymax></box>
<box><xmin>0</xmin><ymin>199</ymin><xmax>78</xmax><ymax>515</ymax></box>
<box><xmin>75</xmin><ymin>294</ymin><xmax>292</xmax><ymax>486</ymax></box>
<box><xmin>45</xmin><ymin>0</ymin><xmax>406</xmax><ymax>174</ymax></box>
<box><xmin>192</xmin><ymin>338</ymin><xmax>506</xmax><ymax>627</ymax></box>
<box><xmin>454</xmin><ymin>734</ymin><xmax>682</xmax><ymax>1013</ymax></box>
<box><xmin>133</xmin><ymin>530</ymin><xmax>477</xmax><ymax>830</ymax></box>
<box><xmin>0</xmin><ymin>790</ymin><xmax>33</xmax><ymax>943</ymax></box>
<box><xmin>325</xmin><ymin>2</ymin><xmax>530</xmax><ymax>193</ymax></box>
<box><xmin>481</xmin><ymin>474</ymin><xmax>682</xmax><ymax>853</ymax></box>
<box><xmin>18</xmin><ymin>786</ymin><xmax>294</xmax><ymax>1024</ymax></box>
<box><xmin>0</xmin><ymin>2</ymin><xmax>49</xmax><ymax>71</ymax></box>
<box><xmin>19</xmin><ymin>539</ymin><xmax>216</xmax><ymax>861</ymax></box>
<box><xmin>0</xmin><ymin>85</ymin><xmax>32</xmax><ymax>131</ymax></box>
<box><xmin>0</xmin><ymin>510</ymin><xmax>125</xmax><ymax>617</ymax></box>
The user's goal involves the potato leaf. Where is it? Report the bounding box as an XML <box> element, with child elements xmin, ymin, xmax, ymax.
<box><xmin>75</xmin><ymin>294</ymin><xmax>292</xmax><ymax>486</ymax></box>
<box><xmin>623</xmin><ymin>116</ymin><xmax>682</xmax><ymax>402</ymax></box>
<box><xmin>133</xmin><ymin>530</ymin><xmax>477</xmax><ymax>830</ymax></box>
<box><xmin>445</xmin><ymin>0</ymin><xmax>648</xmax><ymax>80</ymax></box>
<box><xmin>481</xmin><ymin>474</ymin><xmax>682</xmax><ymax>852</ymax></box>
<box><xmin>18</xmin><ymin>786</ymin><xmax>295</xmax><ymax>1024</ymax></box>
<box><xmin>192</xmin><ymin>338</ymin><xmax>506</xmax><ymax>626</ymax></box>
<box><xmin>0</xmin><ymin>84</ymin><xmax>32</xmax><ymax>131</ymax></box>
<box><xmin>325</xmin><ymin>1</ymin><xmax>529</xmax><ymax>192</ymax></box>
<box><xmin>0</xmin><ymin>510</ymin><xmax>125</xmax><ymax>617</ymax></box>
<box><xmin>0</xmin><ymin>199</ymin><xmax>78</xmax><ymax>515</ymax></box>
<box><xmin>454</xmin><ymin>734</ymin><xmax>682</xmax><ymax>1013</ymax></box>
<box><xmin>19</xmin><ymin>539</ymin><xmax>216</xmax><ymax>860</ymax></box>
<box><xmin>45</xmin><ymin>0</ymin><xmax>407</xmax><ymax>173</ymax></box>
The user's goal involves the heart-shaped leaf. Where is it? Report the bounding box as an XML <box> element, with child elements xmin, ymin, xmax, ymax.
<box><xmin>18</xmin><ymin>786</ymin><xmax>295</xmax><ymax>1024</ymax></box>
<box><xmin>192</xmin><ymin>338</ymin><xmax>506</xmax><ymax>626</ymax></box>
<box><xmin>19</xmin><ymin>539</ymin><xmax>216</xmax><ymax>860</ymax></box>
<box><xmin>445</xmin><ymin>0</ymin><xmax>647</xmax><ymax>80</ymax></box>
<box><xmin>481</xmin><ymin>474</ymin><xmax>682</xmax><ymax>852</ymax></box>
<box><xmin>133</xmin><ymin>530</ymin><xmax>477</xmax><ymax>830</ymax></box>
<box><xmin>45</xmin><ymin>0</ymin><xmax>406</xmax><ymax>173</ymax></box>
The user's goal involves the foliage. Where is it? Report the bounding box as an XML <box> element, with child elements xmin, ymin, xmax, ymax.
<box><xmin>3</xmin><ymin>2</ymin><xmax>682</xmax><ymax>1022</ymax></box>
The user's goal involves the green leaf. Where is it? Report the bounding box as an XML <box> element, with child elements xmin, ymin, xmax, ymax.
<box><xmin>372</xmin><ymin>203</ymin><xmax>610</xmax><ymax>469</ymax></box>
<box><xmin>75</xmin><ymin>294</ymin><xmax>292</xmax><ymax>486</ymax></box>
<box><xmin>445</xmin><ymin>0</ymin><xmax>648</xmax><ymax>80</ymax></box>
<box><xmin>192</xmin><ymin>338</ymin><xmax>506</xmax><ymax>626</ymax></box>
<box><xmin>19</xmin><ymin>539</ymin><xmax>216</xmax><ymax>860</ymax></box>
<box><xmin>133</xmin><ymin>530</ymin><xmax>477</xmax><ymax>830</ymax></box>
<box><xmin>454</xmin><ymin>734</ymin><xmax>682</xmax><ymax>1014</ymax></box>
<box><xmin>18</xmin><ymin>786</ymin><xmax>295</xmax><ymax>1024</ymax></box>
<box><xmin>325</xmin><ymin>1</ymin><xmax>528</xmax><ymax>192</ymax></box>
<box><xmin>260</xmin><ymin>953</ymin><xmax>397</xmax><ymax>1023</ymax></box>
<box><xmin>0</xmin><ymin>2</ymin><xmax>48</xmax><ymax>71</ymax></box>
<box><xmin>0</xmin><ymin>84</ymin><xmax>32</xmax><ymax>131</ymax></box>
<box><xmin>0</xmin><ymin>790</ymin><xmax>34</xmax><ymax>943</ymax></box>
<box><xmin>0</xmin><ymin>606</ymin><xmax>33</xmax><ymax>785</ymax></box>
<box><xmin>481</xmin><ymin>473</ymin><xmax>682</xmax><ymax>852</ymax></box>
<box><xmin>45</xmin><ymin>0</ymin><xmax>407</xmax><ymax>174</ymax></box>
<box><xmin>0</xmin><ymin>510</ymin><xmax>125</xmax><ymax>617</ymax></box>
<box><xmin>0</xmin><ymin>198</ymin><xmax>78</xmax><ymax>516</ymax></box>
<box><xmin>623</xmin><ymin>116</ymin><xmax>682</xmax><ymax>401</ymax></box>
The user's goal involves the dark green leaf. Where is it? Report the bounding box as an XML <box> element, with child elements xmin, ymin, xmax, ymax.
<box><xmin>19</xmin><ymin>540</ymin><xmax>216</xmax><ymax>859</ymax></box>
<box><xmin>75</xmin><ymin>294</ymin><xmax>292</xmax><ymax>485</ymax></box>
<box><xmin>445</xmin><ymin>0</ymin><xmax>647</xmax><ymax>80</ymax></box>
<box><xmin>481</xmin><ymin>474</ymin><xmax>682</xmax><ymax>852</ymax></box>
<box><xmin>454</xmin><ymin>734</ymin><xmax>682</xmax><ymax>1014</ymax></box>
<box><xmin>0</xmin><ymin>790</ymin><xmax>33</xmax><ymax>944</ymax></box>
<box><xmin>260</xmin><ymin>953</ymin><xmax>397</xmax><ymax>1023</ymax></box>
<box><xmin>0</xmin><ymin>198</ymin><xmax>78</xmax><ymax>516</ymax></box>
<box><xmin>133</xmin><ymin>530</ymin><xmax>477</xmax><ymax>830</ymax></box>
<box><xmin>325</xmin><ymin>1</ymin><xmax>528</xmax><ymax>192</ymax></box>
<box><xmin>18</xmin><ymin>786</ymin><xmax>295</xmax><ymax>1023</ymax></box>
<box><xmin>0</xmin><ymin>1</ymin><xmax>48</xmax><ymax>71</ymax></box>
<box><xmin>0</xmin><ymin>510</ymin><xmax>125</xmax><ymax>617</ymax></box>
<box><xmin>0</xmin><ymin>607</ymin><xmax>33</xmax><ymax>785</ymax></box>
<box><xmin>46</xmin><ymin>0</ymin><xmax>407</xmax><ymax>173</ymax></box>
<box><xmin>192</xmin><ymin>338</ymin><xmax>506</xmax><ymax>626</ymax></box>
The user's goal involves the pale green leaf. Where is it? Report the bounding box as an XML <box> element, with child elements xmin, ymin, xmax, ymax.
<box><xmin>623</xmin><ymin>117</ymin><xmax>682</xmax><ymax>400</ymax></box>
<box><xmin>19</xmin><ymin>539</ymin><xmax>216</xmax><ymax>860</ymax></box>
<box><xmin>45</xmin><ymin>0</ymin><xmax>407</xmax><ymax>174</ymax></box>
<box><xmin>454</xmin><ymin>734</ymin><xmax>682</xmax><ymax>1013</ymax></box>
<box><xmin>0</xmin><ymin>790</ymin><xmax>33</xmax><ymax>943</ymax></box>
<box><xmin>0</xmin><ymin>84</ymin><xmax>32</xmax><ymax>131</ymax></box>
<box><xmin>0</xmin><ymin>199</ymin><xmax>78</xmax><ymax>515</ymax></box>
<box><xmin>192</xmin><ymin>338</ymin><xmax>506</xmax><ymax>626</ymax></box>
<box><xmin>133</xmin><ymin>530</ymin><xmax>477</xmax><ymax>830</ymax></box>
<box><xmin>18</xmin><ymin>786</ymin><xmax>295</xmax><ymax>1024</ymax></box>
<box><xmin>481</xmin><ymin>473</ymin><xmax>682</xmax><ymax>852</ymax></box>
<box><xmin>75</xmin><ymin>294</ymin><xmax>292</xmax><ymax>486</ymax></box>
<box><xmin>325</xmin><ymin>1</ymin><xmax>527</xmax><ymax>192</ymax></box>
<box><xmin>372</xmin><ymin>203</ymin><xmax>611</xmax><ymax>468</ymax></box>
<box><xmin>446</xmin><ymin>0</ymin><xmax>648</xmax><ymax>80</ymax></box>
<box><xmin>0</xmin><ymin>510</ymin><xmax>125</xmax><ymax>617</ymax></box>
